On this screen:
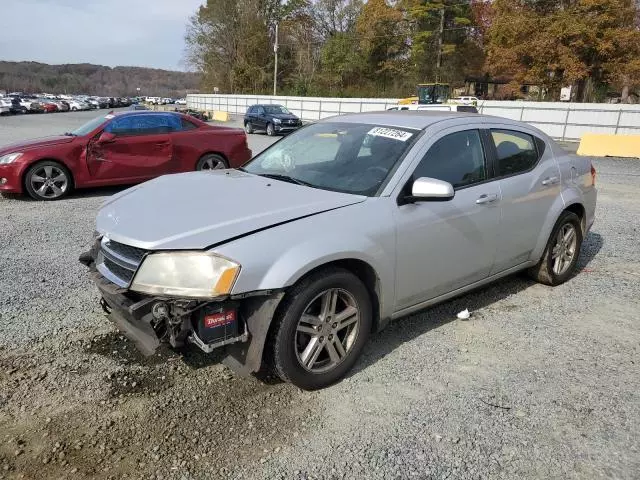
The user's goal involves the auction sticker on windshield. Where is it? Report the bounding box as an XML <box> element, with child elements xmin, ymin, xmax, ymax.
<box><xmin>368</xmin><ymin>127</ymin><xmax>413</xmax><ymax>142</ymax></box>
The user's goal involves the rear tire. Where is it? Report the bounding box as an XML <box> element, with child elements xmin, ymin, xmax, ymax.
<box><xmin>266</xmin><ymin>123</ymin><xmax>275</xmax><ymax>136</ymax></box>
<box><xmin>267</xmin><ymin>268</ymin><xmax>372</xmax><ymax>390</ymax></box>
<box><xmin>528</xmin><ymin>211</ymin><xmax>583</xmax><ymax>286</ymax></box>
<box><xmin>196</xmin><ymin>153</ymin><xmax>228</xmax><ymax>171</ymax></box>
<box><xmin>24</xmin><ymin>160</ymin><xmax>73</xmax><ymax>201</ymax></box>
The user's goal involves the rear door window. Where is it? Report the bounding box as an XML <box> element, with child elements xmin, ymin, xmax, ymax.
<box><xmin>491</xmin><ymin>130</ymin><xmax>539</xmax><ymax>177</ymax></box>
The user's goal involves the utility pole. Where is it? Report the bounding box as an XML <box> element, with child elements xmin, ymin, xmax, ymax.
<box><xmin>435</xmin><ymin>6</ymin><xmax>445</xmax><ymax>83</ymax></box>
<box><xmin>273</xmin><ymin>22</ymin><xmax>279</xmax><ymax>96</ymax></box>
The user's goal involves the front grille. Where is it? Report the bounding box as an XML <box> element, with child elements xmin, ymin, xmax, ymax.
<box><xmin>96</xmin><ymin>238</ymin><xmax>147</xmax><ymax>288</ymax></box>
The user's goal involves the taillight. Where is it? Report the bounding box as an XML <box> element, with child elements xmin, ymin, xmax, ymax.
<box><xmin>590</xmin><ymin>164</ymin><xmax>596</xmax><ymax>186</ymax></box>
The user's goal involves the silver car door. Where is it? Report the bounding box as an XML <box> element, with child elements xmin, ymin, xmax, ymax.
<box><xmin>392</xmin><ymin>127</ymin><xmax>501</xmax><ymax>311</ymax></box>
<box><xmin>486</xmin><ymin>127</ymin><xmax>562</xmax><ymax>273</ymax></box>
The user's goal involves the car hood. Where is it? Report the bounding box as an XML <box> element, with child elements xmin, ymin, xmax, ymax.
<box><xmin>0</xmin><ymin>135</ymin><xmax>75</xmax><ymax>155</ymax></box>
<box><xmin>271</xmin><ymin>113</ymin><xmax>299</xmax><ymax>120</ymax></box>
<box><xmin>96</xmin><ymin>170</ymin><xmax>366</xmax><ymax>250</ymax></box>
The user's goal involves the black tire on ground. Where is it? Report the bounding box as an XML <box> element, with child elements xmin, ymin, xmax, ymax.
<box><xmin>196</xmin><ymin>153</ymin><xmax>228</xmax><ymax>171</ymax></box>
<box><xmin>267</xmin><ymin>267</ymin><xmax>372</xmax><ymax>390</ymax></box>
<box><xmin>244</xmin><ymin>121</ymin><xmax>254</xmax><ymax>134</ymax></box>
<box><xmin>528</xmin><ymin>211</ymin><xmax>583</xmax><ymax>286</ymax></box>
<box><xmin>23</xmin><ymin>160</ymin><xmax>73</xmax><ymax>201</ymax></box>
<box><xmin>266</xmin><ymin>123</ymin><xmax>275</xmax><ymax>136</ymax></box>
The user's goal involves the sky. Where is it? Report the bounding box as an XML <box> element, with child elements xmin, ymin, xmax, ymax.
<box><xmin>0</xmin><ymin>0</ymin><xmax>204</xmax><ymax>71</ymax></box>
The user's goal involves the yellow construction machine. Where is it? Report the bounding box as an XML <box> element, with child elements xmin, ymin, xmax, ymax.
<box><xmin>399</xmin><ymin>83</ymin><xmax>451</xmax><ymax>105</ymax></box>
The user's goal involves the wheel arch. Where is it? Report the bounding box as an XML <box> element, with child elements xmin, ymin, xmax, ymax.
<box><xmin>281</xmin><ymin>258</ymin><xmax>384</xmax><ymax>333</ymax></box>
<box><xmin>196</xmin><ymin>151</ymin><xmax>228</xmax><ymax>169</ymax></box>
<box><xmin>22</xmin><ymin>157</ymin><xmax>76</xmax><ymax>191</ymax></box>
<box><xmin>564</xmin><ymin>202</ymin><xmax>586</xmax><ymax>233</ymax></box>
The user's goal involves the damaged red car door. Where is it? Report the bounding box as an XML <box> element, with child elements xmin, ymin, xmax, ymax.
<box><xmin>87</xmin><ymin>114</ymin><xmax>174</xmax><ymax>181</ymax></box>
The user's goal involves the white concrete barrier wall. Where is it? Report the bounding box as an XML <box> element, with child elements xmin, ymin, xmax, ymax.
<box><xmin>187</xmin><ymin>94</ymin><xmax>640</xmax><ymax>141</ymax></box>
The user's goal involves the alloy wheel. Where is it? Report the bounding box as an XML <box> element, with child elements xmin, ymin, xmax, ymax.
<box><xmin>551</xmin><ymin>223</ymin><xmax>577</xmax><ymax>275</ymax></box>
<box><xmin>30</xmin><ymin>165</ymin><xmax>69</xmax><ymax>199</ymax></box>
<box><xmin>294</xmin><ymin>288</ymin><xmax>360</xmax><ymax>373</ymax></box>
<box><xmin>200</xmin><ymin>157</ymin><xmax>226</xmax><ymax>170</ymax></box>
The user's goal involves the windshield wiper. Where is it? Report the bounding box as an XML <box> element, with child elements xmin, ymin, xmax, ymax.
<box><xmin>63</xmin><ymin>132</ymin><xmax>77</xmax><ymax>136</ymax></box>
<box><xmin>257</xmin><ymin>173</ymin><xmax>316</xmax><ymax>188</ymax></box>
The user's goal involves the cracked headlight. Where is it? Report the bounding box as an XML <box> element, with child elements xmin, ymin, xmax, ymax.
<box><xmin>0</xmin><ymin>153</ymin><xmax>22</xmax><ymax>165</ymax></box>
<box><xmin>130</xmin><ymin>252</ymin><xmax>240</xmax><ymax>298</ymax></box>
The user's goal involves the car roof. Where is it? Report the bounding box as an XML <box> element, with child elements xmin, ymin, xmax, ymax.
<box><xmin>113</xmin><ymin>110</ymin><xmax>181</xmax><ymax>118</ymax></box>
<box><xmin>316</xmin><ymin>111</ymin><xmax>527</xmax><ymax>131</ymax></box>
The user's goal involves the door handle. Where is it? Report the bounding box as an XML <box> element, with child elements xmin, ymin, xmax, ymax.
<box><xmin>476</xmin><ymin>193</ymin><xmax>499</xmax><ymax>205</ymax></box>
<box><xmin>542</xmin><ymin>176</ymin><xmax>559</xmax><ymax>186</ymax></box>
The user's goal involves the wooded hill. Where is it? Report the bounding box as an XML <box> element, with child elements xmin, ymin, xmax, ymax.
<box><xmin>0</xmin><ymin>61</ymin><xmax>201</xmax><ymax>97</ymax></box>
<box><xmin>185</xmin><ymin>0</ymin><xmax>640</xmax><ymax>102</ymax></box>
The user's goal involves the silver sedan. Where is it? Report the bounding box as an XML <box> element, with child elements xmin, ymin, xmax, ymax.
<box><xmin>83</xmin><ymin>111</ymin><xmax>597</xmax><ymax>390</ymax></box>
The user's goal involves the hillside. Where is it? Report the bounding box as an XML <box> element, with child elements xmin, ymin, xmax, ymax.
<box><xmin>0</xmin><ymin>61</ymin><xmax>201</xmax><ymax>97</ymax></box>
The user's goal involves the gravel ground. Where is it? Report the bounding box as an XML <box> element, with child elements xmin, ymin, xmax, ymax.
<box><xmin>0</xmin><ymin>113</ymin><xmax>639</xmax><ymax>479</ymax></box>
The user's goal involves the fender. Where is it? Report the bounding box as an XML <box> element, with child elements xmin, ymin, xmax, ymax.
<box><xmin>530</xmin><ymin>188</ymin><xmax>586</xmax><ymax>263</ymax></box>
<box><xmin>256</xmin><ymin>233</ymin><xmax>395</xmax><ymax>321</ymax></box>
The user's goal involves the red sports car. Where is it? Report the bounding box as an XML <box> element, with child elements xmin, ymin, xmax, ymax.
<box><xmin>0</xmin><ymin>111</ymin><xmax>252</xmax><ymax>200</ymax></box>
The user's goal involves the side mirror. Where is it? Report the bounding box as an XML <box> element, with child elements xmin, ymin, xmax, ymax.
<box><xmin>408</xmin><ymin>177</ymin><xmax>454</xmax><ymax>202</ymax></box>
<box><xmin>97</xmin><ymin>131</ymin><xmax>116</xmax><ymax>144</ymax></box>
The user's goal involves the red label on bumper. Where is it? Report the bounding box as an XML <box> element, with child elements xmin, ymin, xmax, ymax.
<box><xmin>204</xmin><ymin>310</ymin><xmax>236</xmax><ymax>328</ymax></box>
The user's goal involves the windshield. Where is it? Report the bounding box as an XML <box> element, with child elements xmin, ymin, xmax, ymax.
<box><xmin>243</xmin><ymin>122</ymin><xmax>418</xmax><ymax>196</ymax></box>
<box><xmin>264</xmin><ymin>105</ymin><xmax>290</xmax><ymax>115</ymax></box>
<box><xmin>70</xmin><ymin>114</ymin><xmax>111</xmax><ymax>136</ymax></box>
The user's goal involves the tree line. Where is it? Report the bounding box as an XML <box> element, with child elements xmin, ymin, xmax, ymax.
<box><xmin>0</xmin><ymin>61</ymin><xmax>200</xmax><ymax>98</ymax></box>
<box><xmin>185</xmin><ymin>0</ymin><xmax>640</xmax><ymax>102</ymax></box>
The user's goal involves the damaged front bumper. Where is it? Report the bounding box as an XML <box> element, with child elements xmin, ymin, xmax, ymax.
<box><xmin>79</xmin><ymin>247</ymin><xmax>283</xmax><ymax>376</ymax></box>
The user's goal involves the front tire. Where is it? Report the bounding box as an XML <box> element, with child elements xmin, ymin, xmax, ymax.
<box><xmin>528</xmin><ymin>211</ymin><xmax>583</xmax><ymax>286</ymax></box>
<box><xmin>268</xmin><ymin>268</ymin><xmax>372</xmax><ymax>390</ymax></box>
<box><xmin>196</xmin><ymin>153</ymin><xmax>228</xmax><ymax>171</ymax></box>
<box><xmin>24</xmin><ymin>161</ymin><xmax>72</xmax><ymax>201</ymax></box>
<box><xmin>266</xmin><ymin>123</ymin><xmax>275</xmax><ymax>136</ymax></box>
<box><xmin>244</xmin><ymin>121</ymin><xmax>254</xmax><ymax>134</ymax></box>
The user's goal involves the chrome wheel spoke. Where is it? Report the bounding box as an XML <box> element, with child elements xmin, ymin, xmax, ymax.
<box><xmin>300</xmin><ymin>337</ymin><xmax>323</xmax><ymax>369</ymax></box>
<box><xmin>50</xmin><ymin>184</ymin><xmax>63</xmax><ymax>196</ymax></box>
<box><xmin>37</xmin><ymin>184</ymin><xmax>48</xmax><ymax>195</ymax></box>
<box><xmin>320</xmin><ymin>290</ymin><xmax>338</xmax><ymax>321</ymax></box>
<box><xmin>51</xmin><ymin>173</ymin><xmax>66</xmax><ymax>183</ymax></box>
<box><xmin>31</xmin><ymin>174</ymin><xmax>45</xmax><ymax>182</ymax></box>
<box><xmin>296</xmin><ymin>324</ymin><xmax>317</xmax><ymax>336</ymax></box>
<box><xmin>332</xmin><ymin>337</ymin><xmax>346</xmax><ymax>358</ymax></box>
<box><xmin>335</xmin><ymin>306</ymin><xmax>358</xmax><ymax>330</ymax></box>
<box><xmin>325</xmin><ymin>341</ymin><xmax>341</xmax><ymax>363</ymax></box>
<box><xmin>301</xmin><ymin>313</ymin><xmax>322</xmax><ymax>326</ymax></box>
<box><xmin>44</xmin><ymin>166</ymin><xmax>53</xmax><ymax>177</ymax></box>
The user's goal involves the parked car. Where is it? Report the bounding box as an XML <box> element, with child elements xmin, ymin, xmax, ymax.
<box><xmin>97</xmin><ymin>97</ymin><xmax>110</xmax><ymax>109</ymax></box>
<box><xmin>8</xmin><ymin>98</ymin><xmax>27</xmax><ymax>114</ymax></box>
<box><xmin>68</xmin><ymin>100</ymin><xmax>89</xmax><ymax>111</ymax></box>
<box><xmin>39</xmin><ymin>99</ymin><xmax>59</xmax><ymax>113</ymax></box>
<box><xmin>452</xmin><ymin>96</ymin><xmax>479</xmax><ymax>106</ymax></box>
<box><xmin>87</xmin><ymin>98</ymin><xmax>100</xmax><ymax>109</ymax></box>
<box><xmin>79</xmin><ymin>111</ymin><xmax>597</xmax><ymax>390</ymax></box>
<box><xmin>27</xmin><ymin>101</ymin><xmax>44</xmax><ymax>114</ymax></box>
<box><xmin>175</xmin><ymin>98</ymin><xmax>187</xmax><ymax>105</ymax></box>
<box><xmin>0</xmin><ymin>111</ymin><xmax>251</xmax><ymax>200</ymax></box>
<box><xmin>130</xmin><ymin>104</ymin><xmax>149</xmax><ymax>111</ymax></box>
<box><xmin>0</xmin><ymin>99</ymin><xmax>10</xmax><ymax>115</ymax></box>
<box><xmin>180</xmin><ymin>108</ymin><xmax>209</xmax><ymax>122</ymax></box>
<box><xmin>388</xmin><ymin>104</ymin><xmax>479</xmax><ymax>113</ymax></box>
<box><xmin>54</xmin><ymin>100</ymin><xmax>70</xmax><ymax>112</ymax></box>
<box><xmin>244</xmin><ymin>104</ymin><xmax>302</xmax><ymax>136</ymax></box>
